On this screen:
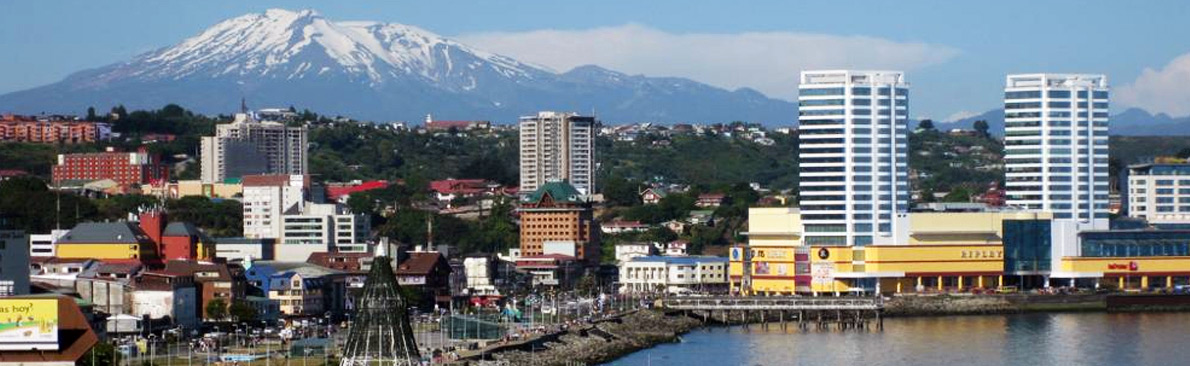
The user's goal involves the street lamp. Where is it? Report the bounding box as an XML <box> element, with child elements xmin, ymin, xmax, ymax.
<box><xmin>263</xmin><ymin>320</ymin><xmax>271</xmax><ymax>366</ymax></box>
<box><xmin>148</xmin><ymin>334</ymin><xmax>157</xmax><ymax>366</ymax></box>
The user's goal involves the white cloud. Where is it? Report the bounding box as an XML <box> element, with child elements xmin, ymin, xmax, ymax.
<box><xmin>1117</xmin><ymin>53</ymin><xmax>1190</xmax><ymax>116</ymax></box>
<box><xmin>457</xmin><ymin>24</ymin><xmax>959</xmax><ymax>100</ymax></box>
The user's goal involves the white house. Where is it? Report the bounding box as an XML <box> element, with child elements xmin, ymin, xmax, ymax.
<box><xmin>614</xmin><ymin>243</ymin><xmax>655</xmax><ymax>264</ymax></box>
<box><xmin>618</xmin><ymin>256</ymin><xmax>728</xmax><ymax>294</ymax></box>
<box><xmin>463</xmin><ymin>256</ymin><xmax>499</xmax><ymax>296</ymax></box>
<box><xmin>130</xmin><ymin>272</ymin><xmax>199</xmax><ymax>329</ymax></box>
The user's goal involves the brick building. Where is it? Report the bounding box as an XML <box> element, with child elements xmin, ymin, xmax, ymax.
<box><xmin>518</xmin><ymin>180</ymin><xmax>599</xmax><ymax>264</ymax></box>
<box><xmin>52</xmin><ymin>147</ymin><xmax>169</xmax><ymax>187</ymax></box>
<box><xmin>0</xmin><ymin>114</ymin><xmax>111</xmax><ymax>143</ymax></box>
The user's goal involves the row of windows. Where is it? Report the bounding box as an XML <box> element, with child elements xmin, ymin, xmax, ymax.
<box><xmin>1005</xmin><ymin>90</ymin><xmax>1109</xmax><ymax>100</ymax></box>
<box><xmin>1005</xmin><ymin>101</ymin><xmax>1110</xmax><ymax>109</ymax></box>
<box><xmin>1005</xmin><ymin>120</ymin><xmax>1110</xmax><ymax>128</ymax></box>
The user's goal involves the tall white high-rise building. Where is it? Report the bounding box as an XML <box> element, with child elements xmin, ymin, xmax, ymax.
<box><xmin>518</xmin><ymin>111</ymin><xmax>596</xmax><ymax>195</ymax></box>
<box><xmin>1003</xmin><ymin>74</ymin><xmax>1110</xmax><ymax>226</ymax></box>
<box><xmin>201</xmin><ymin>113</ymin><xmax>307</xmax><ymax>183</ymax></box>
<box><xmin>797</xmin><ymin>70</ymin><xmax>910</xmax><ymax>246</ymax></box>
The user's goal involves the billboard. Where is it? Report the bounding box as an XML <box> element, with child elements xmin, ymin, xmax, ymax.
<box><xmin>0</xmin><ymin>299</ymin><xmax>59</xmax><ymax>350</ymax></box>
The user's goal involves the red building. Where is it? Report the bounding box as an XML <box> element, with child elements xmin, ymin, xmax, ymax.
<box><xmin>423</xmin><ymin>115</ymin><xmax>491</xmax><ymax>131</ymax></box>
<box><xmin>138</xmin><ymin>210</ymin><xmax>215</xmax><ymax>261</ymax></box>
<box><xmin>0</xmin><ymin>114</ymin><xmax>111</xmax><ymax>143</ymax></box>
<box><xmin>52</xmin><ymin>147</ymin><xmax>169</xmax><ymax>187</ymax></box>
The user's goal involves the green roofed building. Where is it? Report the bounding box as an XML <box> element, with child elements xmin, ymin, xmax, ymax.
<box><xmin>518</xmin><ymin>179</ymin><xmax>600</xmax><ymax>264</ymax></box>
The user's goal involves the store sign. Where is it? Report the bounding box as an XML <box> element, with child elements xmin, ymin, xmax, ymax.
<box><xmin>817</xmin><ymin>248</ymin><xmax>831</xmax><ymax>260</ymax></box>
<box><xmin>1107</xmin><ymin>261</ymin><xmax>1139</xmax><ymax>271</ymax></box>
<box><xmin>811</xmin><ymin>262</ymin><xmax>835</xmax><ymax>286</ymax></box>
<box><xmin>0</xmin><ymin>299</ymin><xmax>59</xmax><ymax>351</ymax></box>
<box><xmin>960</xmin><ymin>250</ymin><xmax>1003</xmax><ymax>259</ymax></box>
<box><xmin>730</xmin><ymin>247</ymin><xmax>742</xmax><ymax>261</ymax></box>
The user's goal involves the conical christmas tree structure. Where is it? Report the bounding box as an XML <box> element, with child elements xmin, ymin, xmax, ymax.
<box><xmin>339</xmin><ymin>254</ymin><xmax>421</xmax><ymax>366</ymax></box>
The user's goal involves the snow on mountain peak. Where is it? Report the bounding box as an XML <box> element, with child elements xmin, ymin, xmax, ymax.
<box><xmin>108</xmin><ymin>8</ymin><xmax>545</xmax><ymax>85</ymax></box>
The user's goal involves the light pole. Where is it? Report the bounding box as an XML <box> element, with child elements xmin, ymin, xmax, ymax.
<box><xmin>263</xmin><ymin>320</ymin><xmax>271</xmax><ymax>366</ymax></box>
<box><xmin>149</xmin><ymin>334</ymin><xmax>157</xmax><ymax>366</ymax></box>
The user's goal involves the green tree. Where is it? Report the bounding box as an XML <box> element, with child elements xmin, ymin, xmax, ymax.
<box><xmin>602</xmin><ymin>175</ymin><xmax>642</xmax><ymax>207</ymax></box>
<box><xmin>1176</xmin><ymin>147</ymin><xmax>1190</xmax><ymax>159</ymax></box>
<box><xmin>943</xmin><ymin>187</ymin><xmax>973</xmax><ymax>203</ymax></box>
<box><xmin>205</xmin><ymin>298</ymin><xmax>228</xmax><ymax>320</ymax></box>
<box><xmin>228</xmin><ymin>300</ymin><xmax>257</xmax><ymax>322</ymax></box>
<box><xmin>973</xmin><ymin>120</ymin><xmax>990</xmax><ymax>138</ymax></box>
<box><xmin>918</xmin><ymin>119</ymin><xmax>935</xmax><ymax>131</ymax></box>
<box><xmin>920</xmin><ymin>187</ymin><xmax>936</xmax><ymax>203</ymax></box>
<box><xmin>640</xmin><ymin>227</ymin><xmax>678</xmax><ymax>244</ymax></box>
<box><xmin>0</xmin><ymin>176</ymin><xmax>100</xmax><ymax>233</ymax></box>
<box><xmin>458</xmin><ymin>154</ymin><xmax>516</xmax><ymax>185</ymax></box>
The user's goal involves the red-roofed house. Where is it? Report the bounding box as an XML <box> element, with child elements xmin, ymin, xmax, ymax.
<box><xmin>163</xmin><ymin>260</ymin><xmax>244</xmax><ymax>321</ymax></box>
<box><xmin>0</xmin><ymin>169</ymin><xmax>28</xmax><ymax>181</ymax></box>
<box><xmin>424</xmin><ymin>117</ymin><xmax>491</xmax><ymax>131</ymax></box>
<box><xmin>665</xmin><ymin>240</ymin><xmax>690</xmax><ymax>256</ymax></box>
<box><xmin>429</xmin><ymin>179</ymin><xmax>504</xmax><ymax>202</ymax></box>
<box><xmin>640</xmin><ymin>187</ymin><xmax>668</xmax><ymax>205</ymax></box>
<box><xmin>396</xmin><ymin>251</ymin><xmax>452</xmax><ymax>307</ymax></box>
<box><xmin>601</xmin><ymin>220</ymin><xmax>649</xmax><ymax>234</ymax></box>
<box><xmin>325</xmin><ymin>180</ymin><xmax>393</xmax><ymax>202</ymax></box>
<box><xmin>697</xmin><ymin>193</ymin><xmax>727</xmax><ymax>207</ymax></box>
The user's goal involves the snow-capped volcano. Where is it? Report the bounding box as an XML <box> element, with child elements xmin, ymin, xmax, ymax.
<box><xmin>0</xmin><ymin>9</ymin><xmax>794</xmax><ymax>123</ymax></box>
<box><xmin>89</xmin><ymin>9</ymin><xmax>548</xmax><ymax>89</ymax></box>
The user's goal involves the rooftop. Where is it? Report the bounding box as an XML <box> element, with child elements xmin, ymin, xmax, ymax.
<box><xmin>628</xmin><ymin>256</ymin><xmax>728</xmax><ymax>265</ymax></box>
<box><xmin>523</xmin><ymin>180</ymin><xmax>584</xmax><ymax>205</ymax></box>
<box><xmin>58</xmin><ymin>222</ymin><xmax>153</xmax><ymax>245</ymax></box>
<box><xmin>396</xmin><ymin>252</ymin><xmax>448</xmax><ymax>276</ymax></box>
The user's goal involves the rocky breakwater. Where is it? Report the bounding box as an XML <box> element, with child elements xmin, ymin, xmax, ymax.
<box><xmin>885</xmin><ymin>293</ymin><xmax>1107</xmax><ymax>316</ymax></box>
<box><xmin>479</xmin><ymin>310</ymin><xmax>700</xmax><ymax>366</ymax></box>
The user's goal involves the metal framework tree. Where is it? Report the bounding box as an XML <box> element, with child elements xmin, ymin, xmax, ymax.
<box><xmin>339</xmin><ymin>255</ymin><xmax>421</xmax><ymax>366</ymax></box>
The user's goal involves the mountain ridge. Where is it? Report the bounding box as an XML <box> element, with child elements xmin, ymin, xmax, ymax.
<box><xmin>0</xmin><ymin>9</ymin><xmax>795</xmax><ymax>124</ymax></box>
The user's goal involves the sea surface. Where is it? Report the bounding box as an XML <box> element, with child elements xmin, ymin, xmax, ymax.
<box><xmin>603</xmin><ymin>312</ymin><xmax>1190</xmax><ymax>366</ymax></box>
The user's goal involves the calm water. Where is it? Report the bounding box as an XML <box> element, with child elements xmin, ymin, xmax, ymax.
<box><xmin>604</xmin><ymin>313</ymin><xmax>1190</xmax><ymax>366</ymax></box>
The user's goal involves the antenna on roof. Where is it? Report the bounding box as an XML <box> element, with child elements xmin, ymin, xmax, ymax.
<box><xmin>426</xmin><ymin>213</ymin><xmax>434</xmax><ymax>252</ymax></box>
<box><xmin>55</xmin><ymin>180</ymin><xmax>61</xmax><ymax>231</ymax></box>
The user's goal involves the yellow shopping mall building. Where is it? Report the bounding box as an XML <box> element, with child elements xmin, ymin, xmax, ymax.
<box><xmin>732</xmin><ymin>207</ymin><xmax>1190</xmax><ymax>295</ymax></box>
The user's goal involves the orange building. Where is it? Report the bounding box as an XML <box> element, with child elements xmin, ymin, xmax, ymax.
<box><xmin>519</xmin><ymin>180</ymin><xmax>600</xmax><ymax>264</ymax></box>
<box><xmin>0</xmin><ymin>115</ymin><xmax>112</xmax><ymax>143</ymax></box>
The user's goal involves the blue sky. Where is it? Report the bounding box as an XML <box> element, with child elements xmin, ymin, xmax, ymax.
<box><xmin>2</xmin><ymin>0</ymin><xmax>1189</xmax><ymax>119</ymax></box>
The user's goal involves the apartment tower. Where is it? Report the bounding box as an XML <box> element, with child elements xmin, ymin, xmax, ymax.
<box><xmin>1003</xmin><ymin>74</ymin><xmax>1110</xmax><ymax>226</ymax></box>
<box><xmin>797</xmin><ymin>70</ymin><xmax>910</xmax><ymax>247</ymax></box>
<box><xmin>201</xmin><ymin>113</ymin><xmax>307</xmax><ymax>183</ymax></box>
<box><xmin>518</xmin><ymin>111</ymin><xmax>595</xmax><ymax>195</ymax></box>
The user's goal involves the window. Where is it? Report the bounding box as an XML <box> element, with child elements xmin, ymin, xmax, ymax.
<box><xmin>1005</xmin><ymin>91</ymin><xmax>1041</xmax><ymax>99</ymax></box>
<box><xmin>800</xmin><ymin>99</ymin><xmax>844</xmax><ymax>107</ymax></box>
<box><xmin>801</xmin><ymin>88</ymin><xmax>845</xmax><ymax>96</ymax></box>
<box><xmin>1048</xmin><ymin>90</ymin><xmax>1071</xmax><ymax>98</ymax></box>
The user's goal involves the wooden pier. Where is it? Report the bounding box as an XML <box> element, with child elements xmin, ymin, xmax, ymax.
<box><xmin>661</xmin><ymin>296</ymin><xmax>885</xmax><ymax>331</ymax></box>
